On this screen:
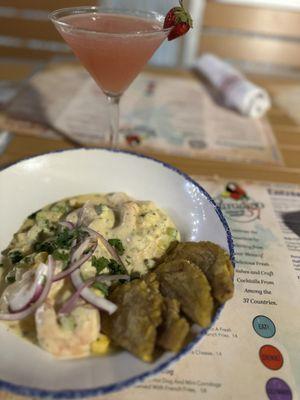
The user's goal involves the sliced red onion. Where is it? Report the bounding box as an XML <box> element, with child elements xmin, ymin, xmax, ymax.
<box><xmin>59</xmin><ymin>274</ymin><xmax>129</xmax><ymax>315</ymax></box>
<box><xmin>83</xmin><ymin>227</ymin><xmax>125</xmax><ymax>269</ymax></box>
<box><xmin>9</xmin><ymin>263</ymin><xmax>48</xmax><ymax>313</ymax></box>
<box><xmin>58</xmin><ymin>277</ymin><xmax>94</xmax><ymax>315</ymax></box>
<box><xmin>71</xmin><ymin>237</ymin><xmax>95</xmax><ymax>263</ymax></box>
<box><xmin>71</xmin><ymin>269</ymin><xmax>117</xmax><ymax>315</ymax></box>
<box><xmin>76</xmin><ymin>206</ymin><xmax>84</xmax><ymax>226</ymax></box>
<box><xmin>59</xmin><ymin>221</ymin><xmax>74</xmax><ymax>230</ymax></box>
<box><xmin>0</xmin><ymin>256</ymin><xmax>54</xmax><ymax>321</ymax></box>
<box><xmin>52</xmin><ymin>242</ymin><xmax>96</xmax><ymax>282</ymax></box>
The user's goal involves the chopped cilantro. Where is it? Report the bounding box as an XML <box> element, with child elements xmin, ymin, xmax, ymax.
<box><xmin>108</xmin><ymin>238</ymin><xmax>125</xmax><ymax>255</ymax></box>
<box><xmin>93</xmin><ymin>282</ymin><xmax>109</xmax><ymax>296</ymax></box>
<box><xmin>34</xmin><ymin>240</ymin><xmax>56</xmax><ymax>254</ymax></box>
<box><xmin>5</xmin><ymin>275</ymin><xmax>16</xmax><ymax>284</ymax></box>
<box><xmin>52</xmin><ymin>250</ymin><xmax>70</xmax><ymax>269</ymax></box>
<box><xmin>55</xmin><ymin>228</ymin><xmax>77</xmax><ymax>249</ymax></box>
<box><xmin>92</xmin><ymin>256</ymin><xmax>110</xmax><ymax>274</ymax></box>
<box><xmin>33</xmin><ymin>227</ymin><xmax>86</xmax><ymax>255</ymax></box>
<box><xmin>108</xmin><ymin>259</ymin><xmax>127</xmax><ymax>275</ymax></box>
<box><xmin>92</xmin><ymin>256</ymin><xmax>127</xmax><ymax>275</ymax></box>
<box><xmin>9</xmin><ymin>251</ymin><xmax>23</xmax><ymax>264</ymax></box>
<box><xmin>51</xmin><ymin>201</ymin><xmax>71</xmax><ymax>214</ymax></box>
<box><xmin>95</xmin><ymin>204</ymin><xmax>104</xmax><ymax>214</ymax></box>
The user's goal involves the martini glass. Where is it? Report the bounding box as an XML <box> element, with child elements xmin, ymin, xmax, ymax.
<box><xmin>50</xmin><ymin>6</ymin><xmax>170</xmax><ymax>147</ymax></box>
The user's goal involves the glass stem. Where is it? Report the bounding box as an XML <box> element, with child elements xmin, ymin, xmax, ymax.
<box><xmin>106</xmin><ymin>94</ymin><xmax>120</xmax><ymax>148</ymax></box>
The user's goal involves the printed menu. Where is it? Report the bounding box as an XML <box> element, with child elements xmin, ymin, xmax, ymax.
<box><xmin>103</xmin><ymin>177</ymin><xmax>300</xmax><ymax>400</ymax></box>
<box><xmin>5</xmin><ymin>66</ymin><xmax>282</xmax><ymax>165</ymax></box>
<box><xmin>0</xmin><ymin>178</ymin><xmax>299</xmax><ymax>400</ymax></box>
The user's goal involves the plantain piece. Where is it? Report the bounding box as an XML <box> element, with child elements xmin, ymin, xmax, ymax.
<box><xmin>102</xmin><ymin>273</ymin><xmax>163</xmax><ymax>362</ymax></box>
<box><xmin>157</xmin><ymin>297</ymin><xmax>190</xmax><ymax>352</ymax></box>
<box><xmin>163</xmin><ymin>241</ymin><xmax>234</xmax><ymax>304</ymax></box>
<box><xmin>155</xmin><ymin>260</ymin><xmax>214</xmax><ymax>328</ymax></box>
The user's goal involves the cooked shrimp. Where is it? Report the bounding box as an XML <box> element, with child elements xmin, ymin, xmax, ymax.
<box><xmin>35</xmin><ymin>302</ymin><xmax>100</xmax><ymax>359</ymax></box>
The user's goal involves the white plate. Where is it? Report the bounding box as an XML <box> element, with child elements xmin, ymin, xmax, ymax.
<box><xmin>0</xmin><ymin>148</ymin><xmax>234</xmax><ymax>398</ymax></box>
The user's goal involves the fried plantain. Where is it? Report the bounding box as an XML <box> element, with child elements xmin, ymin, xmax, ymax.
<box><xmin>163</xmin><ymin>241</ymin><xmax>234</xmax><ymax>304</ymax></box>
<box><xmin>155</xmin><ymin>260</ymin><xmax>214</xmax><ymax>328</ymax></box>
<box><xmin>157</xmin><ymin>297</ymin><xmax>190</xmax><ymax>352</ymax></box>
<box><xmin>102</xmin><ymin>273</ymin><xmax>163</xmax><ymax>362</ymax></box>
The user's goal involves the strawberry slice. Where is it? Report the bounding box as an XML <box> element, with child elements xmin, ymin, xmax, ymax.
<box><xmin>164</xmin><ymin>0</ymin><xmax>193</xmax><ymax>41</ymax></box>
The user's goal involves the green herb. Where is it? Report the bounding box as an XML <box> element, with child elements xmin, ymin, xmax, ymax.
<box><xmin>6</xmin><ymin>275</ymin><xmax>16</xmax><ymax>284</ymax></box>
<box><xmin>107</xmin><ymin>259</ymin><xmax>127</xmax><ymax>275</ymax></box>
<box><xmin>92</xmin><ymin>256</ymin><xmax>127</xmax><ymax>275</ymax></box>
<box><xmin>95</xmin><ymin>204</ymin><xmax>104</xmax><ymax>214</ymax></box>
<box><xmin>125</xmin><ymin>258</ymin><xmax>131</xmax><ymax>266</ymax></box>
<box><xmin>93</xmin><ymin>282</ymin><xmax>109</xmax><ymax>296</ymax></box>
<box><xmin>52</xmin><ymin>250</ymin><xmax>70</xmax><ymax>269</ymax></box>
<box><xmin>33</xmin><ymin>227</ymin><xmax>86</xmax><ymax>255</ymax></box>
<box><xmin>0</xmin><ymin>263</ymin><xmax>4</xmax><ymax>268</ymax></box>
<box><xmin>34</xmin><ymin>240</ymin><xmax>56</xmax><ymax>254</ymax></box>
<box><xmin>8</xmin><ymin>251</ymin><xmax>23</xmax><ymax>264</ymax></box>
<box><xmin>108</xmin><ymin>238</ymin><xmax>125</xmax><ymax>255</ymax></box>
<box><xmin>91</xmin><ymin>256</ymin><xmax>110</xmax><ymax>274</ymax></box>
<box><xmin>55</xmin><ymin>228</ymin><xmax>77</xmax><ymax>249</ymax></box>
<box><xmin>51</xmin><ymin>201</ymin><xmax>71</xmax><ymax>214</ymax></box>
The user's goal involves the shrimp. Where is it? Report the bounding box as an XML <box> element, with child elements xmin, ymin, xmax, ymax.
<box><xmin>35</xmin><ymin>302</ymin><xmax>100</xmax><ymax>359</ymax></box>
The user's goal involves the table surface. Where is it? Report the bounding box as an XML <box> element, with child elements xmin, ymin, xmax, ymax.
<box><xmin>1</xmin><ymin>60</ymin><xmax>300</xmax><ymax>184</ymax></box>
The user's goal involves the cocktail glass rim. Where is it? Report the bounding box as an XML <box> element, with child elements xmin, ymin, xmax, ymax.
<box><xmin>49</xmin><ymin>6</ymin><xmax>171</xmax><ymax>38</ymax></box>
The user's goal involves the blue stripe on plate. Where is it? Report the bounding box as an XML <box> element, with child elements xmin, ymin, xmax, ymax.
<box><xmin>0</xmin><ymin>147</ymin><xmax>235</xmax><ymax>399</ymax></box>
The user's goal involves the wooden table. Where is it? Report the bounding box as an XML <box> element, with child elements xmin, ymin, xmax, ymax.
<box><xmin>1</xmin><ymin>60</ymin><xmax>300</xmax><ymax>184</ymax></box>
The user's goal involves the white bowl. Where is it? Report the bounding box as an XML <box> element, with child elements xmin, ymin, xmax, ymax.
<box><xmin>0</xmin><ymin>148</ymin><xmax>234</xmax><ymax>398</ymax></box>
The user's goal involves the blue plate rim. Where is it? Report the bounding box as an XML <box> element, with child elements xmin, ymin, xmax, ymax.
<box><xmin>0</xmin><ymin>147</ymin><xmax>235</xmax><ymax>399</ymax></box>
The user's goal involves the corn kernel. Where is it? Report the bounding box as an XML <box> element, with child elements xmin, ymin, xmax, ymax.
<box><xmin>91</xmin><ymin>334</ymin><xmax>110</xmax><ymax>355</ymax></box>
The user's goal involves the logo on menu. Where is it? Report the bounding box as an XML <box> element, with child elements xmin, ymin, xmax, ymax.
<box><xmin>215</xmin><ymin>182</ymin><xmax>264</xmax><ymax>223</ymax></box>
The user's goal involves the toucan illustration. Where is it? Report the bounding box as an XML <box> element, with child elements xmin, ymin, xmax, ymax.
<box><xmin>223</xmin><ymin>182</ymin><xmax>248</xmax><ymax>200</ymax></box>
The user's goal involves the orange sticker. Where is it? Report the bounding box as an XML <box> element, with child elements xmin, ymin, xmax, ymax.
<box><xmin>259</xmin><ymin>345</ymin><xmax>283</xmax><ymax>370</ymax></box>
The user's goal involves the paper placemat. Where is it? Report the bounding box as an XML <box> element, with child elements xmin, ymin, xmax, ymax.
<box><xmin>0</xmin><ymin>177</ymin><xmax>299</xmax><ymax>400</ymax></box>
<box><xmin>5</xmin><ymin>66</ymin><xmax>283</xmax><ymax>165</ymax></box>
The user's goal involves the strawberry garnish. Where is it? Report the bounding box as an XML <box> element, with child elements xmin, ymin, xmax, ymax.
<box><xmin>164</xmin><ymin>0</ymin><xmax>193</xmax><ymax>41</ymax></box>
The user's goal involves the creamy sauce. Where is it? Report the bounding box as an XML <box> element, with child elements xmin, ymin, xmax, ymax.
<box><xmin>0</xmin><ymin>193</ymin><xmax>180</xmax><ymax>358</ymax></box>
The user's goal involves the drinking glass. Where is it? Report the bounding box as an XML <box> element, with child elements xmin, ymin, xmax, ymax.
<box><xmin>50</xmin><ymin>6</ymin><xmax>171</xmax><ymax>147</ymax></box>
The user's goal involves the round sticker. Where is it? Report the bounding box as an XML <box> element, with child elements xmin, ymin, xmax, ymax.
<box><xmin>259</xmin><ymin>345</ymin><xmax>283</xmax><ymax>370</ymax></box>
<box><xmin>266</xmin><ymin>378</ymin><xmax>292</xmax><ymax>400</ymax></box>
<box><xmin>253</xmin><ymin>315</ymin><xmax>276</xmax><ymax>338</ymax></box>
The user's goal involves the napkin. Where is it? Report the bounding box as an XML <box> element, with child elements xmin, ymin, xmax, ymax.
<box><xmin>194</xmin><ymin>53</ymin><xmax>271</xmax><ymax>118</ymax></box>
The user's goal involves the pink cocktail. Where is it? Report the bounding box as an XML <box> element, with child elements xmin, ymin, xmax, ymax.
<box><xmin>50</xmin><ymin>7</ymin><xmax>170</xmax><ymax>147</ymax></box>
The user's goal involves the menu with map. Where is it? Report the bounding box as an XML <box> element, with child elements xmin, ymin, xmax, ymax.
<box><xmin>0</xmin><ymin>179</ymin><xmax>299</xmax><ymax>400</ymax></box>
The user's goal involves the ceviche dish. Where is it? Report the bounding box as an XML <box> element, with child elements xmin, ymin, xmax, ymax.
<box><xmin>0</xmin><ymin>193</ymin><xmax>234</xmax><ymax>361</ymax></box>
